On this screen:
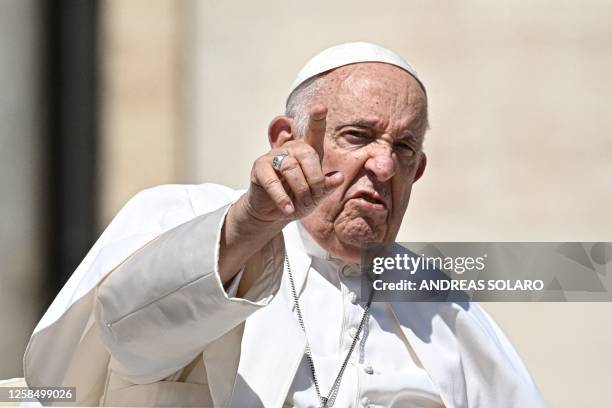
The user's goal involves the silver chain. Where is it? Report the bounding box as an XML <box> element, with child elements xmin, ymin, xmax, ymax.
<box><xmin>285</xmin><ymin>253</ymin><xmax>374</xmax><ymax>408</ymax></box>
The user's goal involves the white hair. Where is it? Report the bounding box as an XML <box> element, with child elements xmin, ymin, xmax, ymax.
<box><xmin>284</xmin><ymin>74</ymin><xmax>327</xmax><ymax>138</ymax></box>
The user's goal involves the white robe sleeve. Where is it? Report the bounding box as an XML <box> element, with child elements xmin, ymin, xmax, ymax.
<box><xmin>23</xmin><ymin>183</ymin><xmax>285</xmax><ymax>390</ymax></box>
<box><xmin>95</xmin><ymin>200</ymin><xmax>285</xmax><ymax>384</ymax></box>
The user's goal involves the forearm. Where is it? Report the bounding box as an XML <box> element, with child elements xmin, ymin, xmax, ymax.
<box><xmin>218</xmin><ymin>195</ymin><xmax>287</xmax><ymax>285</ymax></box>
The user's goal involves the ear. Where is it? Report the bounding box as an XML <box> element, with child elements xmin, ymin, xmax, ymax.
<box><xmin>413</xmin><ymin>152</ymin><xmax>427</xmax><ymax>183</ymax></box>
<box><xmin>268</xmin><ymin>116</ymin><xmax>294</xmax><ymax>148</ymax></box>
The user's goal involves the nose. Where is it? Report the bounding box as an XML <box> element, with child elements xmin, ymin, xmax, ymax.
<box><xmin>364</xmin><ymin>140</ymin><xmax>395</xmax><ymax>182</ymax></box>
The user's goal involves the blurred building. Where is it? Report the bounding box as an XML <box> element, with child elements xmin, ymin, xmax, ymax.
<box><xmin>1</xmin><ymin>0</ymin><xmax>611</xmax><ymax>406</ymax></box>
<box><xmin>0</xmin><ymin>0</ymin><xmax>45</xmax><ymax>383</ymax></box>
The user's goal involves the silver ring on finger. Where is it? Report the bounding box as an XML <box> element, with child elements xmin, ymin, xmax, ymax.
<box><xmin>271</xmin><ymin>153</ymin><xmax>289</xmax><ymax>171</ymax></box>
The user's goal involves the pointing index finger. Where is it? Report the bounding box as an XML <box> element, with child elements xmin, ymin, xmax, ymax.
<box><xmin>304</xmin><ymin>105</ymin><xmax>327</xmax><ymax>158</ymax></box>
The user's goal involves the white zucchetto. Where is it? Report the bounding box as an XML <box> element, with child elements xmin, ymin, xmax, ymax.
<box><xmin>288</xmin><ymin>41</ymin><xmax>425</xmax><ymax>99</ymax></box>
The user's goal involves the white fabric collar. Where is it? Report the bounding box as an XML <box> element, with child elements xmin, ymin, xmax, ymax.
<box><xmin>284</xmin><ymin>220</ymin><xmax>362</xmax><ymax>278</ymax></box>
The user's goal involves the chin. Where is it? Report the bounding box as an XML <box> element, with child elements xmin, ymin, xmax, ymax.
<box><xmin>335</xmin><ymin>217</ymin><xmax>386</xmax><ymax>247</ymax></box>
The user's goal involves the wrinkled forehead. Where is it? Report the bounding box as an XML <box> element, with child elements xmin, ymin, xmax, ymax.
<box><xmin>333</xmin><ymin>63</ymin><xmax>424</xmax><ymax>99</ymax></box>
<box><xmin>323</xmin><ymin>63</ymin><xmax>428</xmax><ymax>132</ymax></box>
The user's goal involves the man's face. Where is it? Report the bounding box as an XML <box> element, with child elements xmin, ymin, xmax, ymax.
<box><xmin>300</xmin><ymin>62</ymin><xmax>428</xmax><ymax>263</ymax></box>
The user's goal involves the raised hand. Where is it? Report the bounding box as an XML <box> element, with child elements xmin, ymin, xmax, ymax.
<box><xmin>244</xmin><ymin>105</ymin><xmax>343</xmax><ymax>224</ymax></box>
<box><xmin>219</xmin><ymin>105</ymin><xmax>344</xmax><ymax>283</ymax></box>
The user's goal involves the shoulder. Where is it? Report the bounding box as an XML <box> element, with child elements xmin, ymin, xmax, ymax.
<box><xmin>465</xmin><ymin>303</ymin><xmax>536</xmax><ymax>376</ymax></box>
<box><xmin>89</xmin><ymin>183</ymin><xmax>247</xmax><ymax>256</ymax></box>
<box><xmin>128</xmin><ymin>183</ymin><xmax>243</xmax><ymax>209</ymax></box>
<box><xmin>120</xmin><ymin>183</ymin><xmax>246</xmax><ymax>225</ymax></box>
<box><xmin>411</xmin><ymin>301</ymin><xmax>544</xmax><ymax>404</ymax></box>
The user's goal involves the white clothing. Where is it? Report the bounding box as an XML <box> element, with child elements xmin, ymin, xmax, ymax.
<box><xmin>285</xmin><ymin>223</ymin><xmax>443</xmax><ymax>407</ymax></box>
<box><xmin>23</xmin><ymin>183</ymin><xmax>546</xmax><ymax>407</ymax></box>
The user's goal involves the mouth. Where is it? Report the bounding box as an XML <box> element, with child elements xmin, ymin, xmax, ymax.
<box><xmin>350</xmin><ymin>190</ymin><xmax>389</xmax><ymax>210</ymax></box>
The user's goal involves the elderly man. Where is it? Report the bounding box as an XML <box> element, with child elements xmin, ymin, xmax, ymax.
<box><xmin>24</xmin><ymin>43</ymin><xmax>545</xmax><ymax>407</ymax></box>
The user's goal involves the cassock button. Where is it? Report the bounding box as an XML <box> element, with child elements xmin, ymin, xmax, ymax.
<box><xmin>348</xmin><ymin>291</ymin><xmax>358</xmax><ymax>304</ymax></box>
<box><xmin>341</xmin><ymin>264</ymin><xmax>360</xmax><ymax>277</ymax></box>
<box><xmin>341</xmin><ymin>265</ymin><xmax>351</xmax><ymax>277</ymax></box>
<box><xmin>348</xmin><ymin>327</ymin><xmax>358</xmax><ymax>339</ymax></box>
<box><xmin>363</xmin><ymin>362</ymin><xmax>374</xmax><ymax>374</ymax></box>
<box><xmin>360</xmin><ymin>397</ymin><xmax>370</xmax><ymax>407</ymax></box>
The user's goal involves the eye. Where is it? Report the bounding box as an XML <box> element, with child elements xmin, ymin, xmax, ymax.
<box><xmin>395</xmin><ymin>142</ymin><xmax>416</xmax><ymax>156</ymax></box>
<box><xmin>344</xmin><ymin>130</ymin><xmax>371</xmax><ymax>143</ymax></box>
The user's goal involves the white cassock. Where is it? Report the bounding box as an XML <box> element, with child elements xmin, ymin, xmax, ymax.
<box><xmin>23</xmin><ymin>183</ymin><xmax>546</xmax><ymax>407</ymax></box>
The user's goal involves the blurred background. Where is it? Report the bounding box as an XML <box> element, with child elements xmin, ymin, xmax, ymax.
<box><xmin>1</xmin><ymin>0</ymin><xmax>611</xmax><ymax>406</ymax></box>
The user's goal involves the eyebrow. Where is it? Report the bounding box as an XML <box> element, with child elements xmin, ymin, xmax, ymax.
<box><xmin>333</xmin><ymin>118</ymin><xmax>380</xmax><ymax>131</ymax></box>
<box><xmin>334</xmin><ymin>119</ymin><xmax>419</xmax><ymax>143</ymax></box>
<box><xmin>396</xmin><ymin>133</ymin><xmax>418</xmax><ymax>144</ymax></box>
